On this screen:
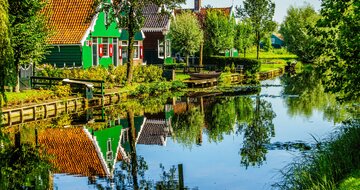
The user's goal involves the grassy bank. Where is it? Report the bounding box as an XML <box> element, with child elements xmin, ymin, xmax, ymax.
<box><xmin>275</xmin><ymin>119</ymin><xmax>360</xmax><ymax>189</ymax></box>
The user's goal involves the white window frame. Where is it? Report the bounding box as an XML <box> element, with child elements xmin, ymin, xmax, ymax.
<box><xmin>165</xmin><ymin>39</ymin><xmax>171</xmax><ymax>58</ymax></box>
<box><xmin>102</xmin><ymin>37</ymin><xmax>109</xmax><ymax>57</ymax></box>
<box><xmin>133</xmin><ymin>41</ymin><xmax>140</xmax><ymax>59</ymax></box>
<box><xmin>158</xmin><ymin>40</ymin><xmax>165</xmax><ymax>59</ymax></box>
<box><xmin>271</xmin><ymin>37</ymin><xmax>275</xmax><ymax>44</ymax></box>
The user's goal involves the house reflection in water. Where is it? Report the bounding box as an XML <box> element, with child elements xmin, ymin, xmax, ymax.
<box><xmin>37</xmin><ymin>104</ymin><xmax>175</xmax><ymax>181</ymax></box>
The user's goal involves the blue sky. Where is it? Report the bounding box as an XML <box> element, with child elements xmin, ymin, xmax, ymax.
<box><xmin>182</xmin><ymin>0</ymin><xmax>322</xmax><ymax>23</ymax></box>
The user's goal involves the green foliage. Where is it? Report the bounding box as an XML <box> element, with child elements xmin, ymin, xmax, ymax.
<box><xmin>279</xmin><ymin>5</ymin><xmax>321</xmax><ymax>63</ymax></box>
<box><xmin>51</xmin><ymin>82</ymin><xmax>72</xmax><ymax>98</ymax></box>
<box><xmin>172</xmin><ymin>107</ymin><xmax>205</xmax><ymax>148</ymax></box>
<box><xmin>0</xmin><ymin>142</ymin><xmax>52</xmax><ymax>190</ymax></box>
<box><xmin>274</xmin><ymin>119</ymin><xmax>360</xmax><ymax>189</ymax></box>
<box><xmin>338</xmin><ymin>170</ymin><xmax>360</xmax><ymax>190</ymax></box>
<box><xmin>131</xmin><ymin>81</ymin><xmax>186</xmax><ymax>97</ymax></box>
<box><xmin>203</xmin><ymin>56</ymin><xmax>260</xmax><ymax>75</ymax></box>
<box><xmin>236</xmin><ymin>0</ymin><xmax>276</xmax><ymax>59</ymax></box>
<box><xmin>169</xmin><ymin>11</ymin><xmax>203</xmax><ymax>65</ymax></box>
<box><xmin>204</xmin><ymin>9</ymin><xmax>235</xmax><ymax>56</ymax></box>
<box><xmin>36</xmin><ymin>65</ymin><xmax>164</xmax><ymax>87</ymax></box>
<box><xmin>234</xmin><ymin>19</ymin><xmax>254</xmax><ymax>57</ymax></box>
<box><xmin>316</xmin><ymin>0</ymin><xmax>360</xmax><ymax>102</ymax></box>
<box><xmin>0</xmin><ymin>0</ymin><xmax>14</xmax><ymax>99</ymax></box>
<box><xmin>8</xmin><ymin>0</ymin><xmax>50</xmax><ymax>90</ymax></box>
<box><xmin>3</xmin><ymin>89</ymin><xmax>54</xmax><ymax>106</ymax></box>
<box><xmin>261</xmin><ymin>34</ymin><xmax>272</xmax><ymax>52</ymax></box>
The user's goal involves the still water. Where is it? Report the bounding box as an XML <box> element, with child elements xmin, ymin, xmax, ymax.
<box><xmin>15</xmin><ymin>71</ymin><xmax>356</xmax><ymax>190</ymax></box>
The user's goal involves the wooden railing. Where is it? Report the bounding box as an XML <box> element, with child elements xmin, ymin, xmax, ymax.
<box><xmin>30</xmin><ymin>76</ymin><xmax>105</xmax><ymax>96</ymax></box>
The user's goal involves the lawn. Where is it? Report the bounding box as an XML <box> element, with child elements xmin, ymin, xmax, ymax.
<box><xmin>260</xmin><ymin>63</ymin><xmax>286</xmax><ymax>72</ymax></box>
<box><xmin>175</xmin><ymin>73</ymin><xmax>190</xmax><ymax>81</ymax></box>
<box><xmin>338</xmin><ymin>170</ymin><xmax>360</xmax><ymax>190</ymax></box>
<box><xmin>241</xmin><ymin>48</ymin><xmax>297</xmax><ymax>60</ymax></box>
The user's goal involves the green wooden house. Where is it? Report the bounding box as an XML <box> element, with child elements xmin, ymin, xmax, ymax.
<box><xmin>271</xmin><ymin>33</ymin><xmax>285</xmax><ymax>48</ymax></box>
<box><xmin>42</xmin><ymin>0</ymin><xmax>144</xmax><ymax>68</ymax></box>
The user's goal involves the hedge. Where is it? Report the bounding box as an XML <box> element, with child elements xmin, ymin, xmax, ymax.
<box><xmin>203</xmin><ymin>56</ymin><xmax>260</xmax><ymax>74</ymax></box>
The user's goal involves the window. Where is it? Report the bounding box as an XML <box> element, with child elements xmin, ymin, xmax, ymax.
<box><xmin>165</xmin><ymin>40</ymin><xmax>171</xmax><ymax>57</ymax></box>
<box><xmin>92</xmin><ymin>37</ymin><xmax>97</xmax><ymax>44</ymax></box>
<box><xmin>106</xmin><ymin>139</ymin><xmax>113</xmax><ymax>161</ymax></box>
<box><xmin>133</xmin><ymin>41</ymin><xmax>140</xmax><ymax>59</ymax></box>
<box><xmin>158</xmin><ymin>40</ymin><xmax>164</xmax><ymax>59</ymax></box>
<box><xmin>271</xmin><ymin>37</ymin><xmax>275</xmax><ymax>44</ymax></box>
<box><xmin>121</xmin><ymin>41</ymin><xmax>128</xmax><ymax>59</ymax></box>
<box><xmin>103</xmin><ymin>38</ymin><xmax>109</xmax><ymax>57</ymax></box>
<box><xmin>107</xmin><ymin>139</ymin><xmax>112</xmax><ymax>152</ymax></box>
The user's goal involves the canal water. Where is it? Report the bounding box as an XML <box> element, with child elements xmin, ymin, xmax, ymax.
<box><xmin>7</xmin><ymin>71</ymin><xmax>356</xmax><ymax>190</ymax></box>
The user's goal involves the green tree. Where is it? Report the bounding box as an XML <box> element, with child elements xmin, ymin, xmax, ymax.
<box><xmin>236</xmin><ymin>0</ymin><xmax>276</xmax><ymax>59</ymax></box>
<box><xmin>0</xmin><ymin>0</ymin><xmax>13</xmax><ymax>104</ymax></box>
<box><xmin>279</xmin><ymin>5</ymin><xmax>321</xmax><ymax>63</ymax></box>
<box><xmin>106</xmin><ymin>0</ymin><xmax>185</xmax><ymax>84</ymax></box>
<box><xmin>8</xmin><ymin>0</ymin><xmax>50</xmax><ymax>92</ymax></box>
<box><xmin>234</xmin><ymin>19</ymin><xmax>254</xmax><ymax>58</ymax></box>
<box><xmin>261</xmin><ymin>33</ymin><xmax>272</xmax><ymax>52</ymax></box>
<box><xmin>317</xmin><ymin>0</ymin><xmax>360</xmax><ymax>102</ymax></box>
<box><xmin>204</xmin><ymin>9</ymin><xmax>235</xmax><ymax>56</ymax></box>
<box><xmin>169</xmin><ymin>11</ymin><xmax>203</xmax><ymax>66</ymax></box>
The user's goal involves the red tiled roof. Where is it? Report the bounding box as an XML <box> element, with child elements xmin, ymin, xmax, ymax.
<box><xmin>39</xmin><ymin>128</ymin><xmax>107</xmax><ymax>177</ymax></box>
<box><xmin>43</xmin><ymin>0</ymin><xmax>95</xmax><ymax>44</ymax></box>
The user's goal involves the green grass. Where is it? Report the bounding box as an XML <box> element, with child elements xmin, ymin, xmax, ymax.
<box><xmin>175</xmin><ymin>73</ymin><xmax>190</xmax><ymax>81</ymax></box>
<box><xmin>260</xmin><ymin>63</ymin><xmax>286</xmax><ymax>72</ymax></box>
<box><xmin>242</xmin><ymin>48</ymin><xmax>297</xmax><ymax>60</ymax></box>
<box><xmin>3</xmin><ymin>90</ymin><xmax>54</xmax><ymax>106</ymax></box>
<box><xmin>338</xmin><ymin>170</ymin><xmax>360</xmax><ymax>190</ymax></box>
<box><xmin>274</xmin><ymin>119</ymin><xmax>360</xmax><ymax>190</ymax></box>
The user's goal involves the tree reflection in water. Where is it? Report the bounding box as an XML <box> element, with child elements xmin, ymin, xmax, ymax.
<box><xmin>172</xmin><ymin>106</ymin><xmax>205</xmax><ymax>148</ymax></box>
<box><xmin>236</xmin><ymin>96</ymin><xmax>276</xmax><ymax>168</ymax></box>
<box><xmin>205</xmin><ymin>97</ymin><xmax>236</xmax><ymax>143</ymax></box>
<box><xmin>281</xmin><ymin>68</ymin><xmax>352</xmax><ymax>123</ymax></box>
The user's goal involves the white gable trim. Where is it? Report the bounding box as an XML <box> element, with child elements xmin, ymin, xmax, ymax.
<box><xmin>80</xmin><ymin>13</ymin><xmax>99</xmax><ymax>46</ymax></box>
<box><xmin>83</xmin><ymin>127</ymin><xmax>111</xmax><ymax>177</ymax></box>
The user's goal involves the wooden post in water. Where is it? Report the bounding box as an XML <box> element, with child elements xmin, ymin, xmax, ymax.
<box><xmin>178</xmin><ymin>164</ymin><xmax>184</xmax><ymax>190</ymax></box>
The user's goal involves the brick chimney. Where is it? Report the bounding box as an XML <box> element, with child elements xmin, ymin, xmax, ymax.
<box><xmin>194</xmin><ymin>0</ymin><xmax>202</xmax><ymax>12</ymax></box>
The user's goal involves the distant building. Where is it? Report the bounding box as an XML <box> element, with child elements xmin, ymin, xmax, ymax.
<box><xmin>271</xmin><ymin>33</ymin><xmax>285</xmax><ymax>48</ymax></box>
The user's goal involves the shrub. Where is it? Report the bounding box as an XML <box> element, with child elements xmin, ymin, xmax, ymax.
<box><xmin>51</xmin><ymin>83</ymin><xmax>72</xmax><ymax>98</ymax></box>
<box><xmin>36</xmin><ymin>64</ymin><xmax>164</xmax><ymax>87</ymax></box>
<box><xmin>171</xmin><ymin>80</ymin><xmax>187</xmax><ymax>90</ymax></box>
<box><xmin>203</xmin><ymin>56</ymin><xmax>260</xmax><ymax>74</ymax></box>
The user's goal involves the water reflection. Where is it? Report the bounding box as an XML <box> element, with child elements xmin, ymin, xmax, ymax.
<box><xmin>236</xmin><ymin>96</ymin><xmax>276</xmax><ymax>168</ymax></box>
<box><xmin>2</xmin><ymin>73</ymin><xmax>357</xmax><ymax>189</ymax></box>
<box><xmin>281</xmin><ymin>68</ymin><xmax>352</xmax><ymax>123</ymax></box>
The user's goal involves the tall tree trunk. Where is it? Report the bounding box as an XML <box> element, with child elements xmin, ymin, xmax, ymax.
<box><xmin>186</xmin><ymin>54</ymin><xmax>189</xmax><ymax>67</ymax></box>
<box><xmin>127</xmin><ymin>109</ymin><xmax>139</xmax><ymax>190</ymax></box>
<box><xmin>126</xmin><ymin>8</ymin><xmax>135</xmax><ymax>85</ymax></box>
<box><xmin>13</xmin><ymin>63</ymin><xmax>20</xmax><ymax>92</ymax></box>
<box><xmin>199</xmin><ymin>42</ymin><xmax>203</xmax><ymax>67</ymax></box>
<box><xmin>256</xmin><ymin>32</ymin><xmax>260</xmax><ymax>60</ymax></box>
